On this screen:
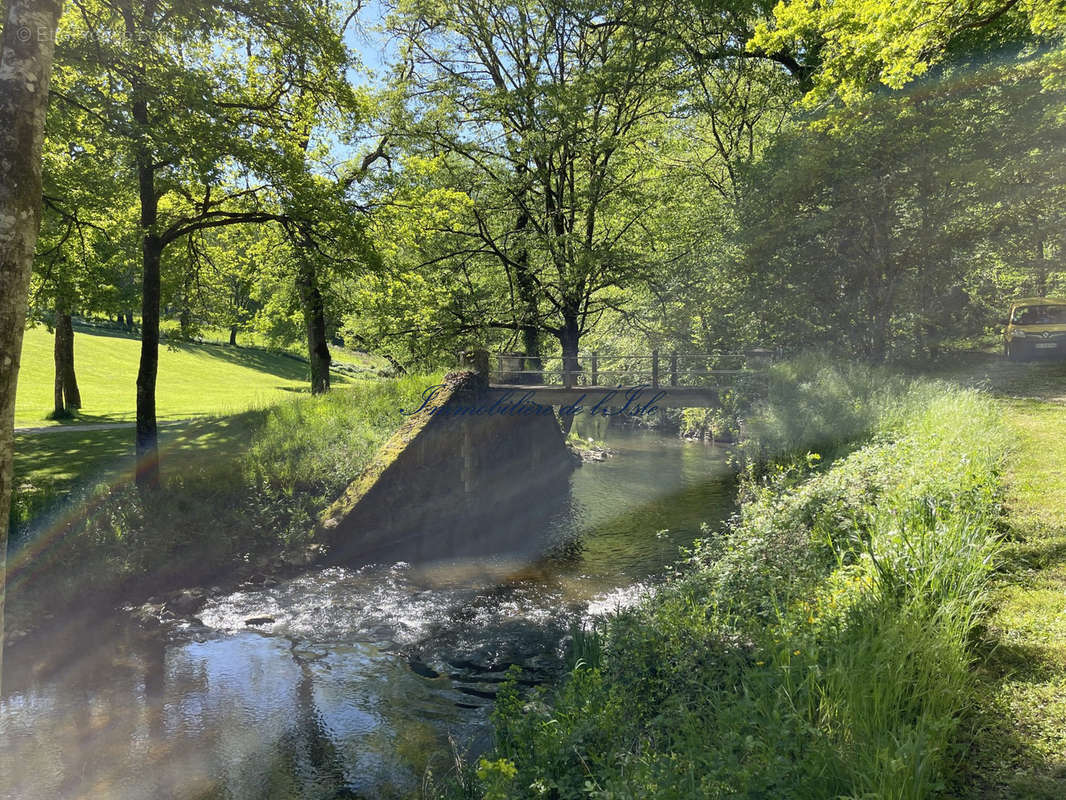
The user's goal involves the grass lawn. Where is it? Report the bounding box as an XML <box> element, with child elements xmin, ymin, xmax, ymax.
<box><xmin>14</xmin><ymin>414</ymin><xmax>260</xmax><ymax>485</ymax></box>
<box><xmin>957</xmin><ymin>397</ymin><xmax>1066</xmax><ymax>798</ymax></box>
<box><xmin>9</xmin><ymin>413</ymin><xmax>267</xmax><ymax>531</ymax></box>
<box><xmin>14</xmin><ymin>324</ymin><xmax>358</xmax><ymax>428</ymax></box>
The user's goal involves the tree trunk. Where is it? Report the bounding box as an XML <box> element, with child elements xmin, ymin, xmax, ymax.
<box><xmin>557</xmin><ymin>314</ymin><xmax>581</xmax><ymax>434</ymax></box>
<box><xmin>179</xmin><ymin>307</ymin><xmax>192</xmax><ymax>340</ymax></box>
<box><xmin>132</xmin><ymin>81</ymin><xmax>162</xmax><ymax>490</ymax></box>
<box><xmin>296</xmin><ymin>256</ymin><xmax>331</xmax><ymax>394</ymax></box>
<box><xmin>229</xmin><ymin>325</ymin><xmax>238</xmax><ymax>347</ymax></box>
<box><xmin>0</xmin><ymin>0</ymin><xmax>65</xmax><ymax>695</ymax></box>
<box><xmin>559</xmin><ymin>314</ymin><xmax>580</xmax><ymax>387</ymax></box>
<box><xmin>58</xmin><ymin>313</ymin><xmax>79</xmax><ymax>408</ymax></box>
<box><xmin>178</xmin><ymin>269</ymin><xmax>194</xmax><ymax>339</ymax></box>
<box><xmin>513</xmin><ymin>184</ymin><xmax>541</xmax><ymax>384</ymax></box>
<box><xmin>52</xmin><ymin>322</ymin><xmax>64</xmax><ymax>416</ymax></box>
<box><xmin>52</xmin><ymin>312</ymin><xmax>80</xmax><ymax>414</ymax></box>
<box><xmin>515</xmin><ymin>260</ymin><xmax>541</xmax><ymax>382</ymax></box>
<box><xmin>136</xmin><ymin>234</ymin><xmax>162</xmax><ymax>489</ymax></box>
<box><xmin>124</xmin><ymin>311</ymin><xmax>134</xmax><ymax>331</ymax></box>
<box><xmin>1035</xmin><ymin>238</ymin><xmax>1048</xmax><ymax>297</ymax></box>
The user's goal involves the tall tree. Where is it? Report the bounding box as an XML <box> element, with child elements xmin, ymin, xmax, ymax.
<box><xmin>53</xmin><ymin>0</ymin><xmax>357</xmax><ymax>486</ymax></box>
<box><xmin>0</xmin><ymin>0</ymin><xmax>65</xmax><ymax>695</ymax></box>
<box><xmin>736</xmin><ymin>53</ymin><xmax>1066</xmax><ymax>361</ymax></box>
<box><xmin>753</xmin><ymin>0</ymin><xmax>1065</xmax><ymax>105</ymax></box>
<box><xmin>389</xmin><ymin>0</ymin><xmax>681</xmax><ymax>379</ymax></box>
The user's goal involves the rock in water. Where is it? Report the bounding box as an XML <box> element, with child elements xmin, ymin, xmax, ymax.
<box><xmin>409</xmin><ymin>660</ymin><xmax>440</xmax><ymax>679</ymax></box>
<box><xmin>166</xmin><ymin>589</ymin><xmax>206</xmax><ymax>616</ymax></box>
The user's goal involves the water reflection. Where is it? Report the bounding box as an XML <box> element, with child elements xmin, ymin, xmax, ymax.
<box><xmin>1</xmin><ymin>429</ymin><xmax>734</xmax><ymax>799</ymax></box>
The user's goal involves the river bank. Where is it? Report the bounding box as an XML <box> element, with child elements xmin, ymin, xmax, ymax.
<box><xmin>8</xmin><ymin>356</ymin><xmax>1059</xmax><ymax>799</ymax></box>
<box><xmin>4</xmin><ymin>374</ymin><xmax>440</xmax><ymax>644</ymax></box>
<box><xmin>440</xmin><ymin>376</ymin><xmax>1012</xmax><ymax>799</ymax></box>
<box><xmin>0</xmin><ymin>424</ymin><xmax>736</xmax><ymax>798</ymax></box>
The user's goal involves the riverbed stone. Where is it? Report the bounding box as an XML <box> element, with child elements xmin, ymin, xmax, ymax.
<box><xmin>165</xmin><ymin>588</ymin><xmax>206</xmax><ymax>616</ymax></box>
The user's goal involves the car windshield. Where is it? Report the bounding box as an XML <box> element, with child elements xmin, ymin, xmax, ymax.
<box><xmin>1012</xmin><ymin>305</ymin><xmax>1066</xmax><ymax>325</ymax></box>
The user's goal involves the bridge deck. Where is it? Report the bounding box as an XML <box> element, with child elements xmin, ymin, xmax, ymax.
<box><xmin>487</xmin><ymin>384</ymin><xmax>720</xmax><ymax>409</ymax></box>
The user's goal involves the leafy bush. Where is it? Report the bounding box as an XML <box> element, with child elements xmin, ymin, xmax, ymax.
<box><xmin>457</xmin><ymin>382</ymin><xmax>1008</xmax><ymax>799</ymax></box>
<box><xmin>679</xmin><ymin>407</ymin><xmax>738</xmax><ymax>442</ymax></box>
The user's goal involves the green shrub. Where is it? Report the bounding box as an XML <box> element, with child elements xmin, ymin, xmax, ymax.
<box><xmin>740</xmin><ymin>354</ymin><xmax>909</xmax><ymax>465</ymax></box>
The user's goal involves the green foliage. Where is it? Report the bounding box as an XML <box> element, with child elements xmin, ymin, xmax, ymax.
<box><xmin>679</xmin><ymin>407</ymin><xmax>737</xmax><ymax>442</ymax></box>
<box><xmin>753</xmin><ymin>0</ymin><xmax>1063</xmax><ymax>105</ymax></box>
<box><xmin>451</xmin><ymin>381</ymin><xmax>1009</xmax><ymax>799</ymax></box>
<box><xmin>739</xmin><ymin>354</ymin><xmax>909</xmax><ymax>464</ymax></box>
<box><xmin>735</xmin><ymin>55</ymin><xmax>1066</xmax><ymax>362</ymax></box>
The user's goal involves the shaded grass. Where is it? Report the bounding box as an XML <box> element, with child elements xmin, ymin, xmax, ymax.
<box><xmin>7</xmin><ymin>374</ymin><xmax>439</xmax><ymax>629</ymax></box>
<box><xmin>9</xmin><ymin>415</ymin><xmax>264</xmax><ymax>531</ymax></box>
<box><xmin>14</xmin><ymin>324</ymin><xmax>355</xmax><ymax>428</ymax></box>
<box><xmin>951</xmin><ymin>398</ymin><xmax>1066</xmax><ymax>799</ymax></box>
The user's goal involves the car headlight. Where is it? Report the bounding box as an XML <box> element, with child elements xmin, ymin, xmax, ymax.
<box><xmin>1012</xmin><ymin>329</ymin><xmax>1026</xmax><ymax>338</ymax></box>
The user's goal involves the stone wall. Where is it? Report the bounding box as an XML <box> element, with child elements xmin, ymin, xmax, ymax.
<box><xmin>319</xmin><ymin>371</ymin><xmax>576</xmax><ymax>564</ymax></box>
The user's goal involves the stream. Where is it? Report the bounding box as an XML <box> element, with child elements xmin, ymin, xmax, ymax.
<box><xmin>0</xmin><ymin>427</ymin><xmax>735</xmax><ymax>800</ymax></box>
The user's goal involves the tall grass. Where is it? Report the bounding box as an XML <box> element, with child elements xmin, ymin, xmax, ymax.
<box><xmin>451</xmin><ymin>378</ymin><xmax>1009</xmax><ymax>799</ymax></box>
<box><xmin>740</xmin><ymin>353</ymin><xmax>910</xmax><ymax>465</ymax></box>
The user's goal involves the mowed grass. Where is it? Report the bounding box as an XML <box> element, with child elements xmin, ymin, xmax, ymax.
<box><xmin>14</xmin><ymin>324</ymin><xmax>353</xmax><ymax>428</ymax></box>
<box><xmin>13</xmin><ymin>415</ymin><xmax>259</xmax><ymax>489</ymax></box>
<box><xmin>956</xmin><ymin>398</ymin><xmax>1066</xmax><ymax>798</ymax></box>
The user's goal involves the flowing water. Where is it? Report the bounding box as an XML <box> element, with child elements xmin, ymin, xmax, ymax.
<box><xmin>0</xmin><ymin>427</ymin><xmax>735</xmax><ymax>800</ymax></box>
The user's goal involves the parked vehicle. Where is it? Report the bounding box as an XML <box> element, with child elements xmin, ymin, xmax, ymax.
<box><xmin>1003</xmin><ymin>297</ymin><xmax>1066</xmax><ymax>361</ymax></box>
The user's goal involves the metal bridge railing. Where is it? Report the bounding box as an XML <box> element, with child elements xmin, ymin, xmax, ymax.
<box><xmin>482</xmin><ymin>349</ymin><xmax>777</xmax><ymax>389</ymax></box>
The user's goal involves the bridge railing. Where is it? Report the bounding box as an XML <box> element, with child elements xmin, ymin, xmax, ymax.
<box><xmin>485</xmin><ymin>349</ymin><xmax>777</xmax><ymax>388</ymax></box>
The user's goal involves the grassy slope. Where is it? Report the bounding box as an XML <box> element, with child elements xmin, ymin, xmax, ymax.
<box><xmin>14</xmin><ymin>324</ymin><xmax>355</xmax><ymax>428</ymax></box>
<box><xmin>8</xmin><ymin>374</ymin><xmax>438</xmax><ymax>628</ymax></box>
<box><xmin>958</xmin><ymin>398</ymin><xmax>1066</xmax><ymax>798</ymax></box>
<box><xmin>458</xmin><ymin>374</ymin><xmax>1009</xmax><ymax>800</ymax></box>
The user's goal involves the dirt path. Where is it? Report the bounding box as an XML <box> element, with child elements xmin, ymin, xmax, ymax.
<box><xmin>15</xmin><ymin>418</ymin><xmax>204</xmax><ymax>435</ymax></box>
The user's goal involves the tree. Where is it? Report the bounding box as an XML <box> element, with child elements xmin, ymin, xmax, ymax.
<box><xmin>735</xmin><ymin>52</ymin><xmax>1066</xmax><ymax>361</ymax></box>
<box><xmin>389</xmin><ymin>0</ymin><xmax>682</xmax><ymax>380</ymax></box>
<box><xmin>0</xmin><ymin>0</ymin><xmax>65</xmax><ymax>695</ymax></box>
<box><xmin>753</xmin><ymin>0</ymin><xmax>1065</xmax><ymax>105</ymax></box>
<box><xmin>53</xmin><ymin>0</ymin><xmax>358</xmax><ymax>485</ymax></box>
<box><xmin>180</xmin><ymin>224</ymin><xmax>267</xmax><ymax>347</ymax></box>
<box><xmin>30</xmin><ymin>122</ymin><xmax>131</xmax><ymax>418</ymax></box>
